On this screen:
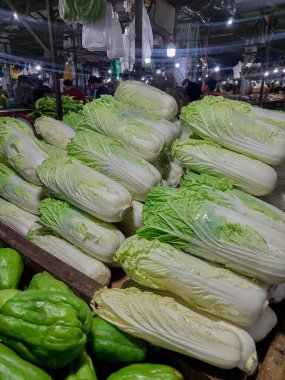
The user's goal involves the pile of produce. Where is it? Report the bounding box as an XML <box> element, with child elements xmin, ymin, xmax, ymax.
<box><xmin>30</xmin><ymin>96</ymin><xmax>84</xmax><ymax>120</ymax></box>
<box><xmin>0</xmin><ymin>247</ymin><xmax>183</xmax><ymax>379</ymax></box>
<box><xmin>1</xmin><ymin>81</ymin><xmax>285</xmax><ymax>378</ymax></box>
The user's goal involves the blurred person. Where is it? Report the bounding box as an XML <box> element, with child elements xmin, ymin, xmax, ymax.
<box><xmin>87</xmin><ymin>76</ymin><xmax>97</xmax><ymax>97</ymax></box>
<box><xmin>33</xmin><ymin>81</ymin><xmax>52</xmax><ymax>101</ymax></box>
<box><xmin>181</xmin><ymin>79</ymin><xmax>202</xmax><ymax>106</ymax></box>
<box><xmin>63</xmin><ymin>79</ymin><xmax>86</xmax><ymax>102</ymax></box>
<box><xmin>92</xmin><ymin>77</ymin><xmax>109</xmax><ymax>99</ymax></box>
<box><xmin>14</xmin><ymin>76</ymin><xmax>36</xmax><ymax>106</ymax></box>
<box><xmin>201</xmin><ymin>76</ymin><xmax>217</xmax><ymax>96</ymax></box>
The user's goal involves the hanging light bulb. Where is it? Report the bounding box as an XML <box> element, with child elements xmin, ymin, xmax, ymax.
<box><xmin>214</xmin><ymin>65</ymin><xmax>220</xmax><ymax>72</ymax></box>
<box><xmin>144</xmin><ymin>57</ymin><xmax>151</xmax><ymax>64</ymax></box>
<box><xmin>175</xmin><ymin>62</ymin><xmax>180</xmax><ymax>68</ymax></box>
<box><xmin>273</xmin><ymin>68</ymin><xmax>279</xmax><ymax>73</ymax></box>
<box><xmin>264</xmin><ymin>71</ymin><xmax>269</xmax><ymax>77</ymax></box>
<box><xmin>35</xmin><ymin>64</ymin><xmax>41</xmax><ymax>71</ymax></box>
<box><xmin>13</xmin><ymin>12</ymin><xmax>19</xmax><ymax>21</ymax></box>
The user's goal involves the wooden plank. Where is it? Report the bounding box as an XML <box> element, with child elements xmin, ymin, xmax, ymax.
<box><xmin>0</xmin><ymin>222</ymin><xmax>101</xmax><ymax>303</ymax></box>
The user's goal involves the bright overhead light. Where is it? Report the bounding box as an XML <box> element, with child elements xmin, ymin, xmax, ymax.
<box><xmin>214</xmin><ymin>65</ymin><xmax>220</xmax><ymax>72</ymax></box>
<box><xmin>13</xmin><ymin>12</ymin><xmax>19</xmax><ymax>21</ymax></box>
<box><xmin>35</xmin><ymin>64</ymin><xmax>41</xmax><ymax>71</ymax></box>
<box><xmin>166</xmin><ymin>41</ymin><xmax>176</xmax><ymax>58</ymax></box>
<box><xmin>141</xmin><ymin>76</ymin><xmax>145</xmax><ymax>81</ymax></box>
<box><xmin>197</xmin><ymin>64</ymin><xmax>200</xmax><ymax>68</ymax></box>
<box><xmin>283</xmin><ymin>68</ymin><xmax>285</xmax><ymax>73</ymax></box>
<box><xmin>273</xmin><ymin>68</ymin><xmax>279</xmax><ymax>73</ymax></box>
<box><xmin>167</xmin><ymin>48</ymin><xmax>176</xmax><ymax>58</ymax></box>
<box><xmin>108</xmin><ymin>69</ymin><xmax>111</xmax><ymax>74</ymax></box>
<box><xmin>198</xmin><ymin>77</ymin><xmax>202</xmax><ymax>81</ymax></box>
<box><xmin>144</xmin><ymin>57</ymin><xmax>151</xmax><ymax>64</ymax></box>
<box><xmin>264</xmin><ymin>71</ymin><xmax>269</xmax><ymax>77</ymax></box>
<box><xmin>175</xmin><ymin>62</ymin><xmax>180</xmax><ymax>68</ymax></box>
<box><xmin>206</xmin><ymin>74</ymin><xmax>209</xmax><ymax>78</ymax></box>
<box><xmin>227</xmin><ymin>17</ymin><xmax>234</xmax><ymax>25</ymax></box>
<box><xmin>156</xmin><ymin>69</ymin><xmax>162</xmax><ymax>74</ymax></box>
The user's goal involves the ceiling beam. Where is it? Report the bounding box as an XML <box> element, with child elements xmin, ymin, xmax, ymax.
<box><xmin>3</xmin><ymin>0</ymin><xmax>51</xmax><ymax>57</ymax></box>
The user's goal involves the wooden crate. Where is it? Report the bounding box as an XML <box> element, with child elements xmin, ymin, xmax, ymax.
<box><xmin>1</xmin><ymin>221</ymin><xmax>284</xmax><ymax>380</ymax></box>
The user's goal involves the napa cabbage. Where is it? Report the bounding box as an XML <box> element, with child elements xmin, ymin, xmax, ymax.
<box><xmin>37</xmin><ymin>156</ymin><xmax>132</xmax><ymax>222</ymax></box>
<box><xmin>28</xmin><ymin>228</ymin><xmax>110</xmax><ymax>285</ymax></box>
<box><xmin>35</xmin><ymin>116</ymin><xmax>75</xmax><ymax>149</ymax></box>
<box><xmin>83</xmin><ymin>96</ymin><xmax>165</xmax><ymax>162</ymax></box>
<box><xmin>138</xmin><ymin>186</ymin><xmax>285</xmax><ymax>284</ymax></box>
<box><xmin>67</xmin><ymin>130</ymin><xmax>161</xmax><ymax>201</ymax></box>
<box><xmin>172</xmin><ymin>139</ymin><xmax>277</xmax><ymax>196</ymax></box>
<box><xmin>92</xmin><ymin>287</ymin><xmax>257</xmax><ymax>374</ymax></box>
<box><xmin>0</xmin><ymin>197</ymin><xmax>38</xmax><ymax>236</ymax></box>
<box><xmin>181</xmin><ymin>171</ymin><xmax>285</xmax><ymax>232</ymax></box>
<box><xmin>115</xmin><ymin>81</ymin><xmax>178</xmax><ymax>120</ymax></box>
<box><xmin>0</xmin><ymin>130</ymin><xmax>49</xmax><ymax>185</ymax></box>
<box><xmin>181</xmin><ymin>96</ymin><xmax>285</xmax><ymax>165</ymax></box>
<box><xmin>115</xmin><ymin>236</ymin><xmax>268</xmax><ymax>326</ymax></box>
<box><xmin>38</xmin><ymin>198</ymin><xmax>125</xmax><ymax>263</ymax></box>
<box><xmin>0</xmin><ymin>164</ymin><xmax>44</xmax><ymax>214</ymax></box>
<box><xmin>118</xmin><ymin>201</ymin><xmax>144</xmax><ymax>237</ymax></box>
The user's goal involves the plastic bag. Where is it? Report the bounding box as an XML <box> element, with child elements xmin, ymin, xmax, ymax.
<box><xmin>120</xmin><ymin>5</ymin><xmax>153</xmax><ymax>70</ymax></box>
<box><xmin>82</xmin><ymin>3</ymin><xmax>112</xmax><ymax>51</ymax></box>
<box><xmin>107</xmin><ymin>13</ymin><xmax>125</xmax><ymax>59</ymax></box>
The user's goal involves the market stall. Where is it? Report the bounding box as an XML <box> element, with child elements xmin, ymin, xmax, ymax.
<box><xmin>1</xmin><ymin>0</ymin><xmax>285</xmax><ymax>379</ymax></box>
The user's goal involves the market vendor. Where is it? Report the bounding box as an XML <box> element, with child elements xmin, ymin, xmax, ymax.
<box><xmin>202</xmin><ymin>77</ymin><xmax>228</xmax><ymax>98</ymax></box>
<box><xmin>63</xmin><ymin>79</ymin><xmax>86</xmax><ymax>102</ymax></box>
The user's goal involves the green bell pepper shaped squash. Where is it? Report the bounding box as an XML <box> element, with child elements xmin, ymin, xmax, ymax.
<box><xmin>28</xmin><ymin>271</ymin><xmax>73</xmax><ymax>293</ymax></box>
<box><xmin>0</xmin><ymin>248</ymin><xmax>24</xmax><ymax>290</ymax></box>
<box><xmin>0</xmin><ymin>289</ymin><xmax>93</xmax><ymax>369</ymax></box>
<box><xmin>107</xmin><ymin>364</ymin><xmax>184</xmax><ymax>380</ymax></box>
<box><xmin>0</xmin><ymin>343</ymin><xmax>52</xmax><ymax>380</ymax></box>
<box><xmin>88</xmin><ymin>317</ymin><xmax>148</xmax><ymax>363</ymax></box>
<box><xmin>64</xmin><ymin>349</ymin><xmax>97</xmax><ymax>380</ymax></box>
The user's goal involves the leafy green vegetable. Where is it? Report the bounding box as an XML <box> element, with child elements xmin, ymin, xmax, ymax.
<box><xmin>172</xmin><ymin>139</ymin><xmax>277</xmax><ymax>196</ymax></box>
<box><xmin>37</xmin><ymin>156</ymin><xmax>132</xmax><ymax>223</ymax></box>
<box><xmin>83</xmin><ymin>96</ymin><xmax>165</xmax><ymax>162</ymax></box>
<box><xmin>28</xmin><ymin>228</ymin><xmax>111</xmax><ymax>285</ymax></box>
<box><xmin>181</xmin><ymin>171</ymin><xmax>285</xmax><ymax>232</ymax></box>
<box><xmin>181</xmin><ymin>96</ymin><xmax>285</xmax><ymax>165</ymax></box>
<box><xmin>92</xmin><ymin>287</ymin><xmax>257</xmax><ymax>374</ymax></box>
<box><xmin>0</xmin><ymin>197</ymin><xmax>38</xmax><ymax>236</ymax></box>
<box><xmin>0</xmin><ymin>164</ymin><xmax>44</xmax><ymax>214</ymax></box>
<box><xmin>59</xmin><ymin>0</ymin><xmax>106</xmax><ymax>23</ymax></box>
<box><xmin>116</xmin><ymin>236</ymin><xmax>268</xmax><ymax>326</ymax></box>
<box><xmin>38</xmin><ymin>198</ymin><xmax>125</xmax><ymax>264</ymax></box>
<box><xmin>35</xmin><ymin>117</ymin><xmax>75</xmax><ymax>149</ymax></box>
<box><xmin>115</xmin><ymin>81</ymin><xmax>178</xmax><ymax>121</ymax></box>
<box><xmin>0</xmin><ymin>129</ymin><xmax>49</xmax><ymax>185</ymax></box>
<box><xmin>138</xmin><ymin>186</ymin><xmax>285</xmax><ymax>284</ymax></box>
<box><xmin>68</xmin><ymin>130</ymin><xmax>161</xmax><ymax>201</ymax></box>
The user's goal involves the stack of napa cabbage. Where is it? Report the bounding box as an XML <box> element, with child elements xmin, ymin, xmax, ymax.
<box><xmin>172</xmin><ymin>96</ymin><xmax>285</xmax><ymax>196</ymax></box>
<box><xmin>0</xmin><ymin>85</ymin><xmax>180</xmax><ymax>284</ymax></box>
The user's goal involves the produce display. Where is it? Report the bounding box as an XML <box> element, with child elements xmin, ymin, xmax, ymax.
<box><xmin>31</xmin><ymin>96</ymin><xmax>83</xmax><ymax>120</ymax></box>
<box><xmin>0</xmin><ymin>85</ymin><xmax>285</xmax><ymax>379</ymax></box>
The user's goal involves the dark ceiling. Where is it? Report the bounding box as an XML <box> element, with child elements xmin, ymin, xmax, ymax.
<box><xmin>0</xmin><ymin>0</ymin><xmax>285</xmax><ymax>70</ymax></box>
